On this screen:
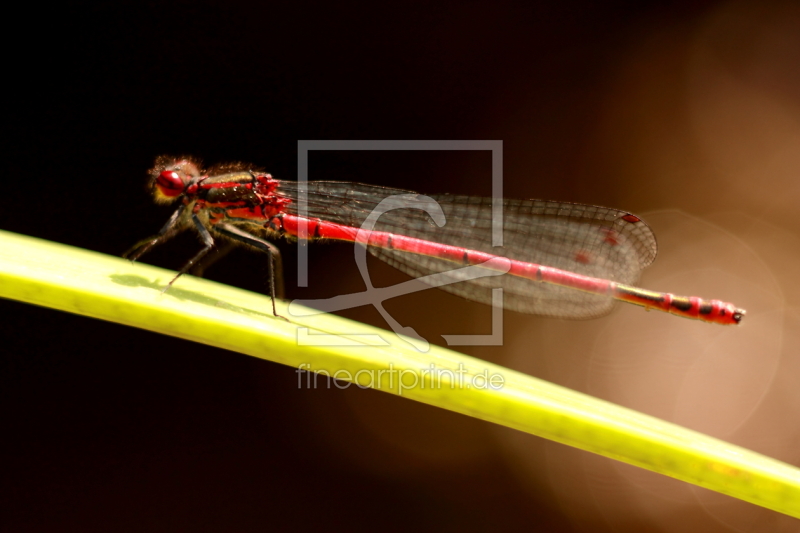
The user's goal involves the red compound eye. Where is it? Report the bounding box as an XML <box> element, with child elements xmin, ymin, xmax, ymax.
<box><xmin>156</xmin><ymin>170</ymin><xmax>186</xmax><ymax>197</ymax></box>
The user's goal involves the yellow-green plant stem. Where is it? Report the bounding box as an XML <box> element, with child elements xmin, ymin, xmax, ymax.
<box><xmin>0</xmin><ymin>229</ymin><xmax>798</xmax><ymax>517</ymax></box>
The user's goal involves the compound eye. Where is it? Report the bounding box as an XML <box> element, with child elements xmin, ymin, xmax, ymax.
<box><xmin>155</xmin><ymin>170</ymin><xmax>186</xmax><ymax>197</ymax></box>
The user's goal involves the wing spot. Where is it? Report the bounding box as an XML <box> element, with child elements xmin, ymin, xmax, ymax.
<box><xmin>574</xmin><ymin>251</ymin><xmax>591</xmax><ymax>264</ymax></box>
<box><xmin>601</xmin><ymin>227</ymin><xmax>620</xmax><ymax>246</ymax></box>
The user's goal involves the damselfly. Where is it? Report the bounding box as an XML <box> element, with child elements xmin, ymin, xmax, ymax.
<box><xmin>126</xmin><ymin>156</ymin><xmax>745</xmax><ymax>325</ymax></box>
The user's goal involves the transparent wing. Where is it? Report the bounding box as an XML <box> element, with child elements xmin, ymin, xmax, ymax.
<box><xmin>278</xmin><ymin>181</ymin><xmax>657</xmax><ymax>318</ymax></box>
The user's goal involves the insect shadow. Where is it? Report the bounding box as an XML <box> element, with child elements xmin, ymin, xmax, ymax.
<box><xmin>109</xmin><ymin>273</ymin><xmax>278</xmax><ymax>321</ymax></box>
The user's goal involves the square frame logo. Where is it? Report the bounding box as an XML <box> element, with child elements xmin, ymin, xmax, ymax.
<box><xmin>289</xmin><ymin>140</ymin><xmax>504</xmax><ymax>352</ymax></box>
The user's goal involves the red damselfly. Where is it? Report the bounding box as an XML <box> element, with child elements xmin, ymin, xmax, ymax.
<box><xmin>126</xmin><ymin>156</ymin><xmax>745</xmax><ymax>325</ymax></box>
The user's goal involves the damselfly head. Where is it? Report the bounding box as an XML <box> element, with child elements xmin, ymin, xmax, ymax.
<box><xmin>148</xmin><ymin>155</ymin><xmax>203</xmax><ymax>203</ymax></box>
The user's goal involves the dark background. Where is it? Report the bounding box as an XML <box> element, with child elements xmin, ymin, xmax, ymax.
<box><xmin>3</xmin><ymin>1</ymin><xmax>799</xmax><ymax>531</ymax></box>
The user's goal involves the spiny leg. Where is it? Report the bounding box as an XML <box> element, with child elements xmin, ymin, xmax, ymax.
<box><xmin>124</xmin><ymin>203</ymin><xmax>187</xmax><ymax>262</ymax></box>
<box><xmin>189</xmin><ymin>241</ymin><xmax>237</xmax><ymax>278</ymax></box>
<box><xmin>213</xmin><ymin>223</ymin><xmax>285</xmax><ymax>317</ymax></box>
<box><xmin>163</xmin><ymin>212</ymin><xmax>217</xmax><ymax>290</ymax></box>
